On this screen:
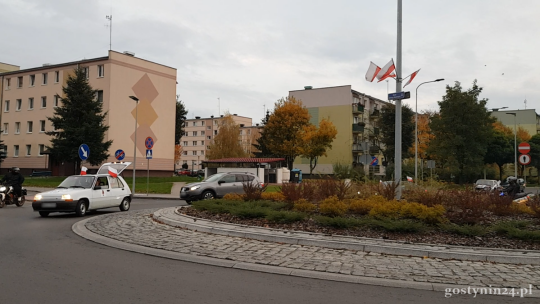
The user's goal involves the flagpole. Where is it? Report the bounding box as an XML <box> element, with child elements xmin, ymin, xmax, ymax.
<box><xmin>395</xmin><ymin>0</ymin><xmax>403</xmax><ymax>199</ymax></box>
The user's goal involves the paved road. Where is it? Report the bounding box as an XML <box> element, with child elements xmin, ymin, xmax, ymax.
<box><xmin>0</xmin><ymin>199</ymin><xmax>535</xmax><ymax>304</ymax></box>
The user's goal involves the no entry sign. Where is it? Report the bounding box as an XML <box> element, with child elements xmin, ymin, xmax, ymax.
<box><xmin>518</xmin><ymin>142</ymin><xmax>531</xmax><ymax>154</ymax></box>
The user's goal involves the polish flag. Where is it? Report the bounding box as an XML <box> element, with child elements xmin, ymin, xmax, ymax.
<box><xmin>407</xmin><ymin>176</ymin><xmax>413</xmax><ymax>182</ymax></box>
<box><xmin>108</xmin><ymin>167</ymin><xmax>118</xmax><ymax>178</ymax></box>
<box><xmin>403</xmin><ymin>69</ymin><xmax>421</xmax><ymax>88</ymax></box>
<box><xmin>80</xmin><ymin>167</ymin><xmax>88</xmax><ymax>175</ymax></box>
<box><xmin>365</xmin><ymin>62</ymin><xmax>381</xmax><ymax>82</ymax></box>
<box><xmin>376</xmin><ymin>59</ymin><xmax>396</xmax><ymax>82</ymax></box>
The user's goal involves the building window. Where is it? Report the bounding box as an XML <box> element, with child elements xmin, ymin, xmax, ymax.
<box><xmin>16</xmin><ymin>99</ymin><xmax>21</xmax><ymax>111</ymax></box>
<box><xmin>39</xmin><ymin>144</ymin><xmax>45</xmax><ymax>156</ymax></box>
<box><xmin>192</xmin><ymin>151</ymin><xmax>197</xmax><ymax>155</ymax></box>
<box><xmin>42</xmin><ymin>73</ymin><xmax>48</xmax><ymax>85</ymax></box>
<box><xmin>5</xmin><ymin>78</ymin><xmax>10</xmax><ymax>90</ymax></box>
<box><xmin>207</xmin><ymin>126</ymin><xmax>211</xmax><ymax>130</ymax></box>
<box><xmin>240</xmin><ymin>130</ymin><xmax>243</xmax><ymax>135</ymax></box>
<box><xmin>27</xmin><ymin>121</ymin><xmax>33</xmax><ymax>133</ymax></box>
<box><xmin>207</xmin><ymin>136</ymin><xmax>211</xmax><ymax>140</ymax></box>
<box><xmin>96</xmin><ymin>90</ymin><xmax>103</xmax><ymax>103</ymax></box>
<box><xmin>15</xmin><ymin>122</ymin><xmax>20</xmax><ymax>134</ymax></box>
<box><xmin>201</xmin><ymin>131</ymin><xmax>205</xmax><ymax>135</ymax></box>
<box><xmin>192</xmin><ymin>122</ymin><xmax>196</xmax><ymax>126</ymax></box>
<box><xmin>54</xmin><ymin>71</ymin><xmax>60</xmax><ymax>83</ymax></box>
<box><xmin>214</xmin><ymin>120</ymin><xmax>218</xmax><ymax>125</ymax></box>
<box><xmin>30</xmin><ymin>75</ymin><xmax>35</xmax><ymax>86</ymax></box>
<box><xmin>3</xmin><ymin>123</ymin><xmax>8</xmax><ymax>134</ymax></box>
<box><xmin>193</xmin><ymin>131</ymin><xmax>198</xmax><ymax>136</ymax></box>
<box><xmin>40</xmin><ymin>120</ymin><xmax>45</xmax><ymax>132</ymax></box>
<box><xmin>201</xmin><ymin>151</ymin><xmax>205</xmax><ymax>155</ymax></box>
<box><xmin>183</xmin><ymin>141</ymin><xmax>188</xmax><ymax>146</ymax></box>
<box><xmin>14</xmin><ymin>145</ymin><xmax>19</xmax><ymax>157</ymax></box>
<box><xmin>192</xmin><ymin>141</ymin><xmax>197</xmax><ymax>146</ymax></box>
<box><xmin>17</xmin><ymin>77</ymin><xmax>23</xmax><ymax>88</ymax></box>
<box><xmin>4</xmin><ymin>100</ymin><xmax>8</xmax><ymax>112</ymax></box>
<box><xmin>82</xmin><ymin>67</ymin><xmax>89</xmax><ymax>79</ymax></box>
<box><xmin>26</xmin><ymin>145</ymin><xmax>31</xmax><ymax>156</ymax></box>
<box><xmin>98</xmin><ymin>65</ymin><xmax>104</xmax><ymax>77</ymax></box>
<box><xmin>214</xmin><ymin>130</ymin><xmax>218</xmax><ymax>135</ymax></box>
<box><xmin>182</xmin><ymin>151</ymin><xmax>187</xmax><ymax>155</ymax></box>
<box><xmin>41</xmin><ymin>96</ymin><xmax>47</xmax><ymax>108</ymax></box>
<box><xmin>200</xmin><ymin>141</ymin><xmax>204</xmax><ymax>145</ymax></box>
<box><xmin>207</xmin><ymin>145</ymin><xmax>210</xmax><ymax>150</ymax></box>
<box><xmin>29</xmin><ymin>98</ymin><xmax>34</xmax><ymax>110</ymax></box>
<box><xmin>201</xmin><ymin>121</ymin><xmax>205</xmax><ymax>126</ymax></box>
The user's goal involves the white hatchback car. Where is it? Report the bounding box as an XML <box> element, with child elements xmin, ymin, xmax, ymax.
<box><xmin>32</xmin><ymin>162</ymin><xmax>132</xmax><ymax>217</ymax></box>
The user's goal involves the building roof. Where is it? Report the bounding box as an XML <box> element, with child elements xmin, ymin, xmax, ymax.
<box><xmin>203</xmin><ymin>158</ymin><xmax>285</xmax><ymax>163</ymax></box>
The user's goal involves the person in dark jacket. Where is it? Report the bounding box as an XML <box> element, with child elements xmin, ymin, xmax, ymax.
<box><xmin>1</xmin><ymin>167</ymin><xmax>25</xmax><ymax>201</ymax></box>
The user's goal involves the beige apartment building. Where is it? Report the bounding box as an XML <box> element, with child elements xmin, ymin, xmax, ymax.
<box><xmin>289</xmin><ymin>85</ymin><xmax>389</xmax><ymax>176</ymax></box>
<box><xmin>180</xmin><ymin>114</ymin><xmax>261</xmax><ymax>170</ymax></box>
<box><xmin>0</xmin><ymin>50</ymin><xmax>177</xmax><ymax>176</ymax></box>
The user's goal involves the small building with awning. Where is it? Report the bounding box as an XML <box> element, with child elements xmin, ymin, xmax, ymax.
<box><xmin>202</xmin><ymin>157</ymin><xmax>288</xmax><ymax>184</ymax></box>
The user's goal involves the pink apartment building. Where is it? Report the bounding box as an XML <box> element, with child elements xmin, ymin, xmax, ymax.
<box><xmin>0</xmin><ymin>50</ymin><xmax>177</xmax><ymax>176</ymax></box>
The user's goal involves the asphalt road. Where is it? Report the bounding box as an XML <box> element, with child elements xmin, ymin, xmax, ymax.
<box><xmin>0</xmin><ymin>198</ymin><xmax>536</xmax><ymax>304</ymax></box>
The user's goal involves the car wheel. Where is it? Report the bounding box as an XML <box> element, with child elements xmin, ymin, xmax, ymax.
<box><xmin>185</xmin><ymin>200</ymin><xmax>192</xmax><ymax>205</ymax></box>
<box><xmin>119</xmin><ymin>197</ymin><xmax>131</xmax><ymax>212</ymax></box>
<box><xmin>202</xmin><ymin>190</ymin><xmax>215</xmax><ymax>200</ymax></box>
<box><xmin>75</xmin><ymin>200</ymin><xmax>87</xmax><ymax>217</ymax></box>
<box><xmin>39</xmin><ymin>211</ymin><xmax>50</xmax><ymax>217</ymax></box>
<box><xmin>15</xmin><ymin>196</ymin><xmax>25</xmax><ymax>207</ymax></box>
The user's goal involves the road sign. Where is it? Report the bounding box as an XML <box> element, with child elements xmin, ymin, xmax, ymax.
<box><xmin>519</xmin><ymin>154</ymin><xmax>531</xmax><ymax>165</ymax></box>
<box><xmin>146</xmin><ymin>149</ymin><xmax>153</xmax><ymax>159</ymax></box>
<box><xmin>115</xmin><ymin>149</ymin><xmax>125</xmax><ymax>161</ymax></box>
<box><xmin>518</xmin><ymin>142</ymin><xmax>531</xmax><ymax>154</ymax></box>
<box><xmin>78</xmin><ymin>144</ymin><xmax>90</xmax><ymax>161</ymax></box>
<box><xmin>358</xmin><ymin>154</ymin><xmax>372</xmax><ymax>165</ymax></box>
<box><xmin>145</xmin><ymin>137</ymin><xmax>154</xmax><ymax>149</ymax></box>
<box><xmin>370</xmin><ymin>156</ymin><xmax>379</xmax><ymax>166</ymax></box>
<box><xmin>427</xmin><ymin>160</ymin><xmax>436</xmax><ymax>169</ymax></box>
<box><xmin>388</xmin><ymin>91</ymin><xmax>411</xmax><ymax>100</ymax></box>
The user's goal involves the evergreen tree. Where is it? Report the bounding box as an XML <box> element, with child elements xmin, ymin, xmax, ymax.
<box><xmin>484</xmin><ymin>129</ymin><xmax>513</xmax><ymax>181</ymax></box>
<box><xmin>252</xmin><ymin>110</ymin><xmax>276</xmax><ymax>158</ymax></box>
<box><xmin>378</xmin><ymin>103</ymin><xmax>415</xmax><ymax>164</ymax></box>
<box><xmin>175</xmin><ymin>95</ymin><xmax>188</xmax><ymax>144</ymax></box>
<box><xmin>46</xmin><ymin>68</ymin><xmax>112</xmax><ymax>169</ymax></box>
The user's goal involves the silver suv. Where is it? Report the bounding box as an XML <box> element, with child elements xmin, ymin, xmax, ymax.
<box><xmin>180</xmin><ymin>172</ymin><xmax>263</xmax><ymax>204</ymax></box>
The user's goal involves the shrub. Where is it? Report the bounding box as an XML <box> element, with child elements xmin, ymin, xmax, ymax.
<box><xmin>319</xmin><ymin>196</ymin><xmax>348</xmax><ymax>217</ymax></box>
<box><xmin>400</xmin><ymin>203</ymin><xmax>446</xmax><ymax>224</ymax></box>
<box><xmin>491</xmin><ymin>220</ymin><xmax>531</xmax><ymax>234</ymax></box>
<box><xmin>369</xmin><ymin>218</ymin><xmax>426</xmax><ymax>233</ymax></box>
<box><xmin>314</xmin><ymin>216</ymin><xmax>363</xmax><ymax>229</ymax></box>
<box><xmin>192</xmin><ymin>200</ymin><xmax>239</xmax><ymax>214</ymax></box>
<box><xmin>441</xmin><ymin>189</ymin><xmax>489</xmax><ymax>225</ymax></box>
<box><xmin>293</xmin><ymin>199</ymin><xmax>317</xmax><ymax>212</ymax></box>
<box><xmin>312</xmin><ymin>177</ymin><xmax>352</xmax><ymax>201</ymax></box>
<box><xmin>223</xmin><ymin>193</ymin><xmax>243</xmax><ymax>201</ymax></box>
<box><xmin>266</xmin><ymin>211</ymin><xmax>307</xmax><ymax>224</ymax></box>
<box><xmin>280</xmin><ymin>182</ymin><xmax>303</xmax><ymax>203</ymax></box>
<box><xmin>242</xmin><ymin>181</ymin><xmax>267</xmax><ymax>201</ymax></box>
<box><xmin>229</xmin><ymin>205</ymin><xmax>269</xmax><ymax>219</ymax></box>
<box><xmin>372</xmin><ymin>181</ymin><xmax>399</xmax><ymax>201</ymax></box>
<box><xmin>261</xmin><ymin>192</ymin><xmax>286</xmax><ymax>202</ymax></box>
<box><xmin>368</xmin><ymin>200</ymin><xmax>403</xmax><ymax>220</ymax></box>
<box><xmin>348</xmin><ymin>199</ymin><xmax>377</xmax><ymax>215</ymax></box>
<box><xmin>439</xmin><ymin>223</ymin><xmax>488</xmax><ymax>237</ymax></box>
<box><xmin>403</xmin><ymin>188</ymin><xmax>444</xmax><ymax>207</ymax></box>
<box><xmin>527</xmin><ymin>195</ymin><xmax>540</xmax><ymax>218</ymax></box>
<box><xmin>488</xmin><ymin>193</ymin><xmax>516</xmax><ymax>216</ymax></box>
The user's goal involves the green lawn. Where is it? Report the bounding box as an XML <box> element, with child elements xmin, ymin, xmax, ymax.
<box><xmin>24</xmin><ymin>175</ymin><xmax>199</xmax><ymax>194</ymax></box>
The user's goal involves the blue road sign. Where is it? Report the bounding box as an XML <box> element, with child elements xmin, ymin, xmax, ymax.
<box><xmin>146</xmin><ymin>149</ymin><xmax>153</xmax><ymax>159</ymax></box>
<box><xmin>370</xmin><ymin>156</ymin><xmax>379</xmax><ymax>166</ymax></box>
<box><xmin>145</xmin><ymin>137</ymin><xmax>154</xmax><ymax>149</ymax></box>
<box><xmin>388</xmin><ymin>91</ymin><xmax>411</xmax><ymax>100</ymax></box>
<box><xmin>115</xmin><ymin>149</ymin><xmax>125</xmax><ymax>161</ymax></box>
<box><xmin>79</xmin><ymin>144</ymin><xmax>90</xmax><ymax>161</ymax></box>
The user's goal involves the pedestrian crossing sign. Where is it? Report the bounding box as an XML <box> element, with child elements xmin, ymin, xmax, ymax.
<box><xmin>146</xmin><ymin>149</ymin><xmax>153</xmax><ymax>159</ymax></box>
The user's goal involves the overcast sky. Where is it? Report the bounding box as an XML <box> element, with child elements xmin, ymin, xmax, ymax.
<box><xmin>2</xmin><ymin>0</ymin><xmax>538</xmax><ymax>123</ymax></box>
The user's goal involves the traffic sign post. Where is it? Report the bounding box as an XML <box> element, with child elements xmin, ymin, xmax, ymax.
<box><xmin>145</xmin><ymin>147</ymin><xmax>153</xmax><ymax>196</ymax></box>
<box><xmin>388</xmin><ymin>91</ymin><xmax>411</xmax><ymax>101</ymax></box>
<box><xmin>115</xmin><ymin>149</ymin><xmax>125</xmax><ymax>161</ymax></box>
<box><xmin>518</xmin><ymin>142</ymin><xmax>531</xmax><ymax>154</ymax></box>
<box><xmin>519</xmin><ymin>154</ymin><xmax>531</xmax><ymax>165</ymax></box>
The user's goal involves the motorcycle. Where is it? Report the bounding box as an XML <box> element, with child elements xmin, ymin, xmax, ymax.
<box><xmin>498</xmin><ymin>185</ymin><xmax>533</xmax><ymax>204</ymax></box>
<box><xmin>0</xmin><ymin>183</ymin><xmax>27</xmax><ymax>208</ymax></box>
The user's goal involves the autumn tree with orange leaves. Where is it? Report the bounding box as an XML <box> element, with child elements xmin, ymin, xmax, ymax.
<box><xmin>299</xmin><ymin>119</ymin><xmax>338</xmax><ymax>174</ymax></box>
<box><xmin>206</xmin><ymin>113</ymin><xmax>250</xmax><ymax>159</ymax></box>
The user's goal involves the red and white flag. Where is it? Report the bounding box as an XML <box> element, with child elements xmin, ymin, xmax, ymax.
<box><xmin>80</xmin><ymin>166</ymin><xmax>87</xmax><ymax>175</ymax></box>
<box><xmin>407</xmin><ymin>176</ymin><xmax>413</xmax><ymax>182</ymax></box>
<box><xmin>376</xmin><ymin>59</ymin><xmax>396</xmax><ymax>82</ymax></box>
<box><xmin>365</xmin><ymin>62</ymin><xmax>381</xmax><ymax>82</ymax></box>
<box><xmin>403</xmin><ymin>69</ymin><xmax>421</xmax><ymax>88</ymax></box>
<box><xmin>108</xmin><ymin>167</ymin><xmax>118</xmax><ymax>178</ymax></box>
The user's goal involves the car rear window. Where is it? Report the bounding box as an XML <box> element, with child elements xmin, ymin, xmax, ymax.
<box><xmin>236</xmin><ymin>175</ymin><xmax>254</xmax><ymax>182</ymax></box>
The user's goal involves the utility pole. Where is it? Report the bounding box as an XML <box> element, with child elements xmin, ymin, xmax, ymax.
<box><xmin>394</xmin><ymin>0</ymin><xmax>403</xmax><ymax>199</ymax></box>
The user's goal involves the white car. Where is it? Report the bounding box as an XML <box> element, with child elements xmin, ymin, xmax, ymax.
<box><xmin>474</xmin><ymin>179</ymin><xmax>500</xmax><ymax>192</ymax></box>
<box><xmin>32</xmin><ymin>162</ymin><xmax>132</xmax><ymax>217</ymax></box>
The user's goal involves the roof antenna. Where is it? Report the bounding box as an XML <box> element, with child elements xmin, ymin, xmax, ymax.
<box><xmin>106</xmin><ymin>15</ymin><xmax>112</xmax><ymax>51</ymax></box>
<box><xmin>524</xmin><ymin>99</ymin><xmax>527</xmax><ymax>109</ymax></box>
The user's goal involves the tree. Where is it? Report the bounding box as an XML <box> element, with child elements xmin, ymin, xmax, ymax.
<box><xmin>299</xmin><ymin>118</ymin><xmax>338</xmax><ymax>174</ymax></box>
<box><xmin>175</xmin><ymin>95</ymin><xmax>188</xmax><ymax>144</ymax></box>
<box><xmin>47</xmin><ymin>68</ymin><xmax>112</xmax><ymax>169</ymax></box>
<box><xmin>263</xmin><ymin>96</ymin><xmax>311</xmax><ymax>169</ymax></box>
<box><xmin>378</xmin><ymin>103</ymin><xmax>415</xmax><ymax>165</ymax></box>
<box><xmin>428</xmin><ymin>80</ymin><xmax>494</xmax><ymax>184</ymax></box>
<box><xmin>174</xmin><ymin>144</ymin><xmax>183</xmax><ymax>168</ymax></box>
<box><xmin>484</xmin><ymin>129</ymin><xmax>513</xmax><ymax>180</ymax></box>
<box><xmin>529</xmin><ymin>134</ymin><xmax>540</xmax><ymax>176</ymax></box>
<box><xmin>206</xmin><ymin>113</ymin><xmax>250</xmax><ymax>159</ymax></box>
<box><xmin>408</xmin><ymin>110</ymin><xmax>436</xmax><ymax>160</ymax></box>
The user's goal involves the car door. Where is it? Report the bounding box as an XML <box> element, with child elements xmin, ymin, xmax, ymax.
<box><xmin>107</xmin><ymin>176</ymin><xmax>128</xmax><ymax>206</ymax></box>
<box><xmin>235</xmin><ymin>174</ymin><xmax>253</xmax><ymax>194</ymax></box>
<box><xmin>215</xmin><ymin>174</ymin><xmax>237</xmax><ymax>197</ymax></box>
<box><xmin>91</xmin><ymin>177</ymin><xmax>110</xmax><ymax>209</ymax></box>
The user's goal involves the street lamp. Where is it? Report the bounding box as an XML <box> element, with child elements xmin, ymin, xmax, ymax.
<box><xmin>506</xmin><ymin>112</ymin><xmax>517</xmax><ymax>177</ymax></box>
<box><xmin>129</xmin><ymin>95</ymin><xmax>139</xmax><ymax>193</ymax></box>
<box><xmin>415</xmin><ymin>78</ymin><xmax>444</xmax><ymax>184</ymax></box>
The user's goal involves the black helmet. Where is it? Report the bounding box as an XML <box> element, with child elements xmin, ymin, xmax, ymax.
<box><xmin>12</xmin><ymin>167</ymin><xmax>20</xmax><ymax>172</ymax></box>
<box><xmin>506</xmin><ymin>176</ymin><xmax>517</xmax><ymax>184</ymax></box>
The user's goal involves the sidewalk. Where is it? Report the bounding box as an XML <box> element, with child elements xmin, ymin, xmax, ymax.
<box><xmin>74</xmin><ymin>207</ymin><xmax>540</xmax><ymax>295</ymax></box>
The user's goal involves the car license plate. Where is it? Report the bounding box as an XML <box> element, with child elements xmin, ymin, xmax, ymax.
<box><xmin>42</xmin><ymin>203</ymin><xmax>56</xmax><ymax>208</ymax></box>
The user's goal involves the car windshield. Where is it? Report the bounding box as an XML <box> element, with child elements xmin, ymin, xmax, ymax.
<box><xmin>476</xmin><ymin>180</ymin><xmax>496</xmax><ymax>186</ymax></box>
<box><xmin>203</xmin><ymin>173</ymin><xmax>226</xmax><ymax>183</ymax></box>
<box><xmin>57</xmin><ymin>176</ymin><xmax>96</xmax><ymax>189</ymax></box>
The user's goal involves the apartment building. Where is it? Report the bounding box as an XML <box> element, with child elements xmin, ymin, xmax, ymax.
<box><xmin>490</xmin><ymin>109</ymin><xmax>540</xmax><ymax>136</ymax></box>
<box><xmin>180</xmin><ymin>114</ymin><xmax>261</xmax><ymax>170</ymax></box>
<box><xmin>0</xmin><ymin>50</ymin><xmax>177</xmax><ymax>176</ymax></box>
<box><xmin>289</xmin><ymin>85</ymin><xmax>389</xmax><ymax>176</ymax></box>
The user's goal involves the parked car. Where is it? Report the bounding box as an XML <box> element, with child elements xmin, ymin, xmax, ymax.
<box><xmin>180</xmin><ymin>172</ymin><xmax>263</xmax><ymax>204</ymax></box>
<box><xmin>32</xmin><ymin>162</ymin><xmax>132</xmax><ymax>217</ymax></box>
<box><xmin>176</xmin><ymin>169</ymin><xmax>191</xmax><ymax>176</ymax></box>
<box><xmin>474</xmin><ymin>179</ymin><xmax>500</xmax><ymax>192</ymax></box>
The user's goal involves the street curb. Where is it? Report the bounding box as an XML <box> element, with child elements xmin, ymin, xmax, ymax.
<box><xmin>70</xmin><ymin>217</ymin><xmax>474</xmax><ymax>294</ymax></box>
<box><xmin>152</xmin><ymin>207</ymin><xmax>540</xmax><ymax>266</ymax></box>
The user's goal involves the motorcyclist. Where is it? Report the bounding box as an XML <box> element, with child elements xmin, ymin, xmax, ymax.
<box><xmin>1</xmin><ymin>167</ymin><xmax>25</xmax><ymax>201</ymax></box>
<box><xmin>504</xmin><ymin>176</ymin><xmax>520</xmax><ymax>198</ymax></box>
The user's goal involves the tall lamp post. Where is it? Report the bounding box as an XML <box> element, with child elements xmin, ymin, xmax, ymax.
<box><xmin>415</xmin><ymin>78</ymin><xmax>444</xmax><ymax>184</ymax></box>
<box><xmin>129</xmin><ymin>96</ymin><xmax>139</xmax><ymax>193</ymax></box>
<box><xmin>506</xmin><ymin>112</ymin><xmax>517</xmax><ymax>177</ymax></box>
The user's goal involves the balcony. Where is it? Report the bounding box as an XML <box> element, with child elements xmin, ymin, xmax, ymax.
<box><xmin>352</xmin><ymin>124</ymin><xmax>364</xmax><ymax>133</ymax></box>
<box><xmin>369</xmin><ymin>146</ymin><xmax>380</xmax><ymax>154</ymax></box>
<box><xmin>371</xmin><ymin>109</ymin><xmax>380</xmax><ymax>116</ymax></box>
<box><xmin>369</xmin><ymin>128</ymin><xmax>380</xmax><ymax>137</ymax></box>
<box><xmin>352</xmin><ymin>105</ymin><xmax>365</xmax><ymax>113</ymax></box>
<box><xmin>352</xmin><ymin>144</ymin><xmax>362</xmax><ymax>152</ymax></box>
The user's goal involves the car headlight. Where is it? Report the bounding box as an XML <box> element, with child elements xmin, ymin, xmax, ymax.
<box><xmin>61</xmin><ymin>194</ymin><xmax>72</xmax><ymax>200</ymax></box>
<box><xmin>0</xmin><ymin>186</ymin><xmax>6</xmax><ymax>192</ymax></box>
<box><xmin>189</xmin><ymin>185</ymin><xmax>200</xmax><ymax>191</ymax></box>
<box><xmin>34</xmin><ymin>194</ymin><xmax>42</xmax><ymax>201</ymax></box>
